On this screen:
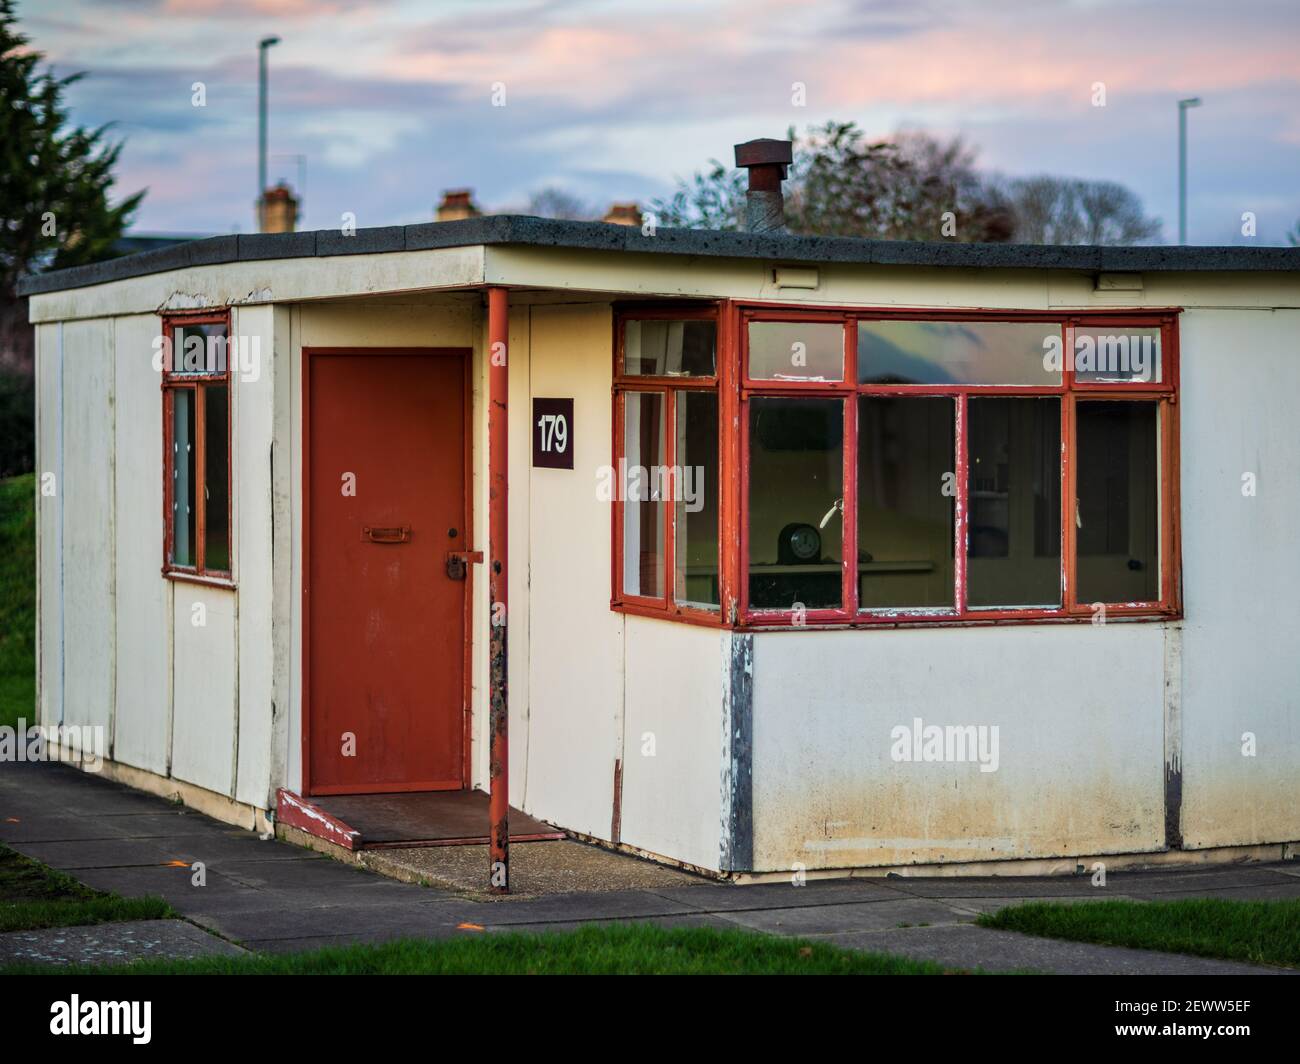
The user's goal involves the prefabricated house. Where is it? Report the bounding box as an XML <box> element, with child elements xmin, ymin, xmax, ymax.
<box><xmin>19</xmin><ymin>194</ymin><xmax>1300</xmax><ymax>884</ymax></box>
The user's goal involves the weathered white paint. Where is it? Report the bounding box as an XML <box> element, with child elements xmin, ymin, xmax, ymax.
<box><xmin>620</xmin><ymin>617</ymin><xmax>723</xmax><ymax>869</ymax></box>
<box><xmin>27</xmin><ymin>250</ymin><xmax>1300</xmax><ymax>873</ymax></box>
<box><xmin>59</xmin><ymin>320</ymin><xmax>115</xmax><ymax>748</ymax></box>
<box><xmin>232</xmin><ymin>305</ymin><xmax>276</xmax><ymax>808</ymax></box>
<box><xmin>110</xmin><ymin>314</ymin><xmax>170</xmax><ymax>775</ymax></box>
<box><xmin>169</xmin><ymin>584</ymin><xmax>236</xmax><ymax>795</ymax></box>
<box><xmin>750</xmin><ymin>624</ymin><xmax>1167</xmax><ymax>871</ymax></box>
<box><xmin>34</xmin><ymin>323</ymin><xmax>62</xmax><ymax>728</ymax></box>
<box><xmin>268</xmin><ymin>305</ymin><xmax>294</xmax><ymax>799</ymax></box>
<box><xmin>26</xmin><ymin>247</ymin><xmax>485</xmax><ymax>323</ymax></box>
<box><xmin>1178</xmin><ymin>309</ymin><xmax>1300</xmax><ymax>848</ymax></box>
<box><xmin>520</xmin><ymin>303</ymin><xmax>625</xmax><ymax>840</ymax></box>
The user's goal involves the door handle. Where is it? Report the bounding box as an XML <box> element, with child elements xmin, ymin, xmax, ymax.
<box><xmin>445</xmin><ymin>550</ymin><xmax>483</xmax><ymax>581</ymax></box>
<box><xmin>363</xmin><ymin>526</ymin><xmax>410</xmax><ymax>543</ymax></box>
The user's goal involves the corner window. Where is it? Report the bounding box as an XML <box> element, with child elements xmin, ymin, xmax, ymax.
<box><xmin>610</xmin><ymin>305</ymin><xmax>1179</xmax><ymax>629</ymax></box>
<box><xmin>614</xmin><ymin>311</ymin><xmax>720</xmax><ymax>616</ymax></box>
<box><xmin>739</xmin><ymin>312</ymin><xmax>1178</xmax><ymax>623</ymax></box>
<box><xmin>162</xmin><ymin>311</ymin><xmax>232</xmax><ymax>580</ymax></box>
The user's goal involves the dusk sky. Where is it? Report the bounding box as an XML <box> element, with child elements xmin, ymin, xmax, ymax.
<box><xmin>21</xmin><ymin>0</ymin><xmax>1300</xmax><ymax>244</ymax></box>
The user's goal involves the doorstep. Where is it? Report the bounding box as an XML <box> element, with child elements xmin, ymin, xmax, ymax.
<box><xmin>275</xmin><ymin>788</ymin><xmax>565</xmax><ymax>851</ymax></box>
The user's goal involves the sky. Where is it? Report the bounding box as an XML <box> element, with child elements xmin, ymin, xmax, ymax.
<box><xmin>18</xmin><ymin>0</ymin><xmax>1300</xmax><ymax>245</ymax></box>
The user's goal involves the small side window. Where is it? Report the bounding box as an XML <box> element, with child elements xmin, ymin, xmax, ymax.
<box><xmin>162</xmin><ymin>313</ymin><xmax>232</xmax><ymax>580</ymax></box>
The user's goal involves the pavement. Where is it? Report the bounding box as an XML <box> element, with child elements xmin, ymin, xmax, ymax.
<box><xmin>2</xmin><ymin>760</ymin><xmax>1297</xmax><ymax>974</ymax></box>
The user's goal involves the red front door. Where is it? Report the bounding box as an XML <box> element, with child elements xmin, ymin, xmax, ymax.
<box><xmin>306</xmin><ymin>349</ymin><xmax>467</xmax><ymax>794</ymax></box>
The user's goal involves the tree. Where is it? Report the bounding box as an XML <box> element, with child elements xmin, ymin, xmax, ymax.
<box><xmin>0</xmin><ymin>0</ymin><xmax>142</xmax><ymax>302</ymax></box>
<box><xmin>1</xmin><ymin>0</ymin><xmax>142</xmax><ymax>474</ymax></box>
<box><xmin>1002</xmin><ymin>175</ymin><xmax>1161</xmax><ymax>245</ymax></box>
<box><xmin>651</xmin><ymin>122</ymin><xmax>1015</xmax><ymax>242</ymax></box>
<box><xmin>525</xmin><ymin>187</ymin><xmax>596</xmax><ymax>221</ymax></box>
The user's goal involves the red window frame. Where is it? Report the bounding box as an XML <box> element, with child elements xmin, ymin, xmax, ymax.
<box><xmin>160</xmin><ymin>309</ymin><xmax>234</xmax><ymax>585</ymax></box>
<box><xmin>611</xmin><ymin>304</ymin><xmax>724</xmax><ymax>625</ymax></box>
<box><xmin>610</xmin><ymin>301</ymin><xmax>1182</xmax><ymax>630</ymax></box>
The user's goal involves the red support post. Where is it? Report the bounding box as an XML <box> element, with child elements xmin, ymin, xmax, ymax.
<box><xmin>487</xmin><ymin>286</ymin><xmax>510</xmax><ymax>893</ymax></box>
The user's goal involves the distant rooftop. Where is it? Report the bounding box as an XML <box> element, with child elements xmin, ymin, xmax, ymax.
<box><xmin>19</xmin><ymin>215</ymin><xmax>1300</xmax><ymax>297</ymax></box>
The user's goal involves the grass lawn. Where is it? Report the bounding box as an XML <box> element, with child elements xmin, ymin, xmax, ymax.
<box><xmin>1</xmin><ymin>922</ymin><xmax>967</xmax><ymax>975</ymax></box>
<box><xmin>0</xmin><ymin>472</ymin><xmax>36</xmax><ymax>732</ymax></box>
<box><xmin>979</xmin><ymin>897</ymin><xmax>1300</xmax><ymax>969</ymax></box>
<box><xmin>0</xmin><ymin>843</ymin><xmax>172</xmax><ymax>934</ymax></box>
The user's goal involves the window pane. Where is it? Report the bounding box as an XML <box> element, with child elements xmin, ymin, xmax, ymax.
<box><xmin>622</xmin><ymin>392</ymin><xmax>666</xmax><ymax>598</ymax></box>
<box><xmin>1076</xmin><ymin>401</ymin><xmax>1159</xmax><ymax>603</ymax></box>
<box><xmin>204</xmin><ymin>384</ymin><xmax>230</xmax><ymax>572</ymax></box>
<box><xmin>1073</xmin><ymin>327</ymin><xmax>1161</xmax><ymax>383</ymax></box>
<box><xmin>748</xmin><ymin>398</ymin><xmax>843</xmax><ymax>610</ymax></box>
<box><xmin>172</xmin><ymin>322</ymin><xmax>229</xmax><ymax>375</ymax></box>
<box><xmin>857</xmin><ymin>397</ymin><xmax>954</xmax><ymax>609</ymax></box>
<box><xmin>968</xmin><ymin>398</ymin><xmax>1061</xmax><ymax>608</ymax></box>
<box><xmin>624</xmin><ymin>320</ymin><xmax>715</xmax><ymax>377</ymax></box>
<box><xmin>674</xmin><ymin>391</ymin><xmax>719</xmax><ymax>609</ymax></box>
<box><xmin>857</xmin><ymin>320</ymin><xmax>1062</xmax><ymax>386</ymax></box>
<box><xmin>748</xmin><ymin>322</ymin><xmax>844</xmax><ymax>382</ymax></box>
<box><xmin>171</xmin><ymin>390</ymin><xmax>196</xmax><ymax>567</ymax></box>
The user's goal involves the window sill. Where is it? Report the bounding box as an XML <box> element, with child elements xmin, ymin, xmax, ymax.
<box><xmin>740</xmin><ymin>609</ymin><xmax>1180</xmax><ymax>632</ymax></box>
<box><xmin>611</xmin><ymin>600</ymin><xmax>723</xmax><ymax>628</ymax></box>
<box><xmin>162</xmin><ymin>568</ymin><xmax>237</xmax><ymax>591</ymax></box>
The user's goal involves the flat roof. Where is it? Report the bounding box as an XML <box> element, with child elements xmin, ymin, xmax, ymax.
<box><xmin>17</xmin><ymin>214</ymin><xmax>1300</xmax><ymax>297</ymax></box>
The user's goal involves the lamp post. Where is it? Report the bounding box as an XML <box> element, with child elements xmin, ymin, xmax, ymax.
<box><xmin>1178</xmin><ymin>97</ymin><xmax>1201</xmax><ymax>245</ymax></box>
<box><xmin>258</xmin><ymin>36</ymin><xmax>281</xmax><ymax>230</ymax></box>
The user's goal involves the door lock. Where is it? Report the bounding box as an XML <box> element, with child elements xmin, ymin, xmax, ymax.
<box><xmin>445</xmin><ymin>550</ymin><xmax>483</xmax><ymax>581</ymax></box>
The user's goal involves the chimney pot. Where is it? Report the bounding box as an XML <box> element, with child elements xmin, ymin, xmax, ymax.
<box><xmin>734</xmin><ymin>138</ymin><xmax>793</xmax><ymax>234</ymax></box>
<box><xmin>437</xmin><ymin>189</ymin><xmax>482</xmax><ymax>222</ymax></box>
<box><xmin>258</xmin><ymin>182</ymin><xmax>299</xmax><ymax>233</ymax></box>
<box><xmin>603</xmin><ymin>202</ymin><xmax>643</xmax><ymax>227</ymax></box>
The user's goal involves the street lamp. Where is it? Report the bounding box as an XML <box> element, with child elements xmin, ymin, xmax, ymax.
<box><xmin>1178</xmin><ymin>97</ymin><xmax>1202</xmax><ymax>245</ymax></box>
<box><xmin>258</xmin><ymin>36</ymin><xmax>281</xmax><ymax>230</ymax></box>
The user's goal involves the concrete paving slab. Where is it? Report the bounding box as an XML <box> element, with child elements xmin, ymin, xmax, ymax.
<box><xmin>102</xmin><ymin>813</ymin><xmax>257</xmax><ymax>839</ymax></box>
<box><xmin>1125</xmin><ymin>881</ymin><xmax>1300</xmax><ymax>902</ymax></box>
<box><xmin>883</xmin><ymin>875</ymin><xmax>1113</xmax><ymax>898</ymax></box>
<box><xmin>651</xmin><ymin>878</ymin><xmax>906</xmax><ymax>911</ymax></box>
<box><xmin>450</xmin><ymin>889</ymin><xmax>703</xmax><ymax>926</ymax></box>
<box><xmin>942</xmin><ymin>893</ymin><xmax>1145</xmax><ymax>915</ymax></box>
<box><xmin>243</xmin><ymin>932</ymin><xmax>411</xmax><ymax>954</ymax></box>
<box><xmin>364</xmin><ymin>838</ymin><xmax>708</xmax><ymax>897</ymax></box>
<box><xmin>193</xmin><ymin>901</ymin><xmax>462</xmax><ymax>944</ymax></box>
<box><xmin>69</xmin><ymin>864</ymin><xmax>274</xmax><ymax>914</ymax></box>
<box><xmin>0</xmin><ymin>768</ymin><xmax>176</xmax><ymax>816</ymax></box>
<box><xmin>0</xmin><ymin>814</ymin><xmax>156</xmax><ymax>843</ymax></box>
<box><xmin>7</xmin><ymin>837</ymin><xmax>174</xmax><ymax>870</ymax></box>
<box><xmin>822</xmin><ymin>924</ymin><xmax>1293</xmax><ymax>975</ymax></box>
<box><xmin>485</xmin><ymin>913</ymin><xmax>743</xmax><ymax>935</ymax></box>
<box><xmin>213</xmin><ymin>857</ymin><xmax>404</xmax><ymax>891</ymax></box>
<box><xmin>146</xmin><ymin>834</ymin><xmax>330</xmax><ymax>865</ymax></box>
<box><xmin>0</xmin><ymin>919</ymin><xmax>246</xmax><ymax>968</ymax></box>
<box><xmin>715</xmin><ymin>897</ymin><xmax>971</xmax><ymax>935</ymax></box>
<box><xmin>1107</xmin><ymin>866</ymin><xmax>1295</xmax><ymax>893</ymax></box>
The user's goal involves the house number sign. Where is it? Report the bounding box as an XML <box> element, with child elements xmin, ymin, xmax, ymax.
<box><xmin>532</xmin><ymin>398</ymin><xmax>574</xmax><ymax>469</ymax></box>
